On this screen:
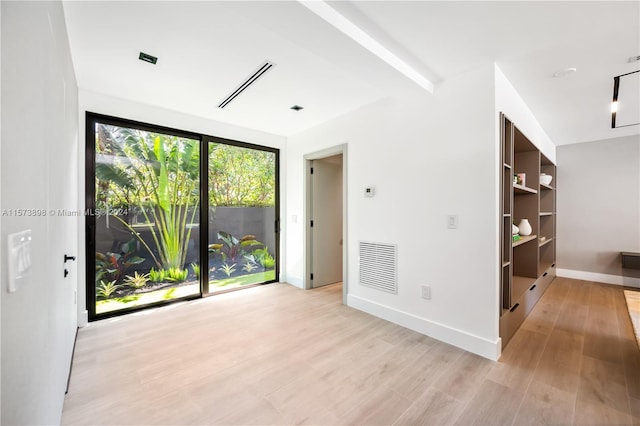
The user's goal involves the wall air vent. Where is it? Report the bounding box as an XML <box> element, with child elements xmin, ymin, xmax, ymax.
<box><xmin>359</xmin><ymin>241</ymin><xmax>398</xmax><ymax>294</ymax></box>
<box><xmin>218</xmin><ymin>61</ymin><xmax>275</xmax><ymax>109</ymax></box>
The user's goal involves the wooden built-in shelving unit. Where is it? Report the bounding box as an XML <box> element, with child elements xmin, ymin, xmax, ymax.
<box><xmin>499</xmin><ymin>113</ymin><xmax>557</xmax><ymax>347</ymax></box>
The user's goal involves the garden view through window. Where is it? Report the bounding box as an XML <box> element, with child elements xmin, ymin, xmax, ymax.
<box><xmin>89</xmin><ymin>115</ymin><xmax>277</xmax><ymax>318</ymax></box>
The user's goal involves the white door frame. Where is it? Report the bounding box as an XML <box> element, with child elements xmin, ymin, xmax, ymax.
<box><xmin>304</xmin><ymin>144</ymin><xmax>348</xmax><ymax>305</ymax></box>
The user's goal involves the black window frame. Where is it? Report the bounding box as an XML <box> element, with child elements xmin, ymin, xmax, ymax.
<box><xmin>85</xmin><ymin>111</ymin><xmax>280</xmax><ymax>321</ymax></box>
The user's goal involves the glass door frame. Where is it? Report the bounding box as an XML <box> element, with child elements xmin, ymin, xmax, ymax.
<box><xmin>201</xmin><ymin>135</ymin><xmax>280</xmax><ymax>295</ymax></box>
<box><xmin>85</xmin><ymin>112</ymin><xmax>280</xmax><ymax>321</ymax></box>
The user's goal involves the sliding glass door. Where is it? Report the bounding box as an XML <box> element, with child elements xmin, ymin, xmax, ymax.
<box><xmin>88</xmin><ymin>116</ymin><xmax>202</xmax><ymax>317</ymax></box>
<box><xmin>86</xmin><ymin>113</ymin><xmax>279</xmax><ymax>320</ymax></box>
<box><xmin>206</xmin><ymin>141</ymin><xmax>277</xmax><ymax>293</ymax></box>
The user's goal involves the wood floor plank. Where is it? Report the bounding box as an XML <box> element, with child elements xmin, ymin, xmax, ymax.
<box><xmin>62</xmin><ymin>280</ymin><xmax>640</xmax><ymax>425</ymax></box>
<box><xmin>533</xmin><ymin>328</ymin><xmax>584</xmax><ymax>394</ymax></box>
<box><xmin>393</xmin><ymin>387</ymin><xmax>465</xmax><ymax>426</ymax></box>
<box><xmin>487</xmin><ymin>328</ymin><xmax>548</xmax><ymax>392</ymax></box>
<box><xmin>432</xmin><ymin>351</ymin><xmax>494</xmax><ymax>403</ymax></box>
<box><xmin>453</xmin><ymin>379</ymin><xmax>525</xmax><ymax>426</ymax></box>
<box><xmin>513</xmin><ymin>379</ymin><xmax>575</xmax><ymax>426</ymax></box>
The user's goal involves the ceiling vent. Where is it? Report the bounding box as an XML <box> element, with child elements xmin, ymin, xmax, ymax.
<box><xmin>138</xmin><ymin>52</ymin><xmax>157</xmax><ymax>64</ymax></box>
<box><xmin>218</xmin><ymin>61</ymin><xmax>275</xmax><ymax>109</ymax></box>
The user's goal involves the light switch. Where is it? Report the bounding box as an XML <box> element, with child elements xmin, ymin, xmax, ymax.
<box><xmin>447</xmin><ymin>215</ymin><xmax>458</xmax><ymax>229</ymax></box>
<box><xmin>7</xmin><ymin>229</ymin><xmax>32</xmax><ymax>293</ymax></box>
<box><xmin>291</xmin><ymin>214</ymin><xmax>298</xmax><ymax>224</ymax></box>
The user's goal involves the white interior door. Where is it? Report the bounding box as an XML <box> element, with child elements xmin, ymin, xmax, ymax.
<box><xmin>310</xmin><ymin>155</ymin><xmax>343</xmax><ymax>288</ymax></box>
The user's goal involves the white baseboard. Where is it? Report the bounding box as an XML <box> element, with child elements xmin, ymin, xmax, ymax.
<box><xmin>285</xmin><ymin>276</ymin><xmax>304</xmax><ymax>288</ymax></box>
<box><xmin>556</xmin><ymin>268</ymin><xmax>640</xmax><ymax>288</ymax></box>
<box><xmin>347</xmin><ymin>294</ymin><xmax>501</xmax><ymax>361</ymax></box>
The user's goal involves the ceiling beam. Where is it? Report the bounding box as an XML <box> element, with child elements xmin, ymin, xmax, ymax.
<box><xmin>298</xmin><ymin>0</ymin><xmax>435</xmax><ymax>93</ymax></box>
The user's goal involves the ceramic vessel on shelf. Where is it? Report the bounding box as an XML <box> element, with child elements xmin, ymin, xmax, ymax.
<box><xmin>540</xmin><ymin>173</ymin><xmax>553</xmax><ymax>186</ymax></box>
<box><xmin>518</xmin><ymin>219</ymin><xmax>532</xmax><ymax>236</ymax></box>
<box><xmin>512</xmin><ymin>224</ymin><xmax>519</xmax><ymax>235</ymax></box>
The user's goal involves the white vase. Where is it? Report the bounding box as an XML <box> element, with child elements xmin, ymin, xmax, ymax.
<box><xmin>512</xmin><ymin>224</ymin><xmax>519</xmax><ymax>235</ymax></box>
<box><xmin>518</xmin><ymin>219</ymin><xmax>532</xmax><ymax>236</ymax></box>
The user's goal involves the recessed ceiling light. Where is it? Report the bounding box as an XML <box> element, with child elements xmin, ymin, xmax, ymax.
<box><xmin>552</xmin><ymin>68</ymin><xmax>576</xmax><ymax>78</ymax></box>
<box><xmin>139</xmin><ymin>52</ymin><xmax>157</xmax><ymax>65</ymax></box>
<box><xmin>290</xmin><ymin>105</ymin><xmax>304</xmax><ymax>111</ymax></box>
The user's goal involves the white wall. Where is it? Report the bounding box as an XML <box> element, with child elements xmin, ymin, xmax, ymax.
<box><xmin>495</xmin><ymin>65</ymin><xmax>556</xmax><ymax>162</ymax></box>
<box><xmin>556</xmin><ymin>135</ymin><xmax>640</xmax><ymax>287</ymax></box>
<box><xmin>1</xmin><ymin>1</ymin><xmax>79</xmax><ymax>424</ymax></box>
<box><xmin>286</xmin><ymin>64</ymin><xmax>501</xmax><ymax>359</ymax></box>
<box><xmin>76</xmin><ymin>90</ymin><xmax>287</xmax><ymax>325</ymax></box>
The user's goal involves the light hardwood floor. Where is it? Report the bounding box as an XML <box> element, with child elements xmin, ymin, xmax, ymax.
<box><xmin>63</xmin><ymin>278</ymin><xmax>640</xmax><ymax>425</ymax></box>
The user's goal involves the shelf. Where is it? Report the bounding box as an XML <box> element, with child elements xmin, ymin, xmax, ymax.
<box><xmin>539</xmin><ymin>212</ymin><xmax>553</xmax><ymax>216</ymax></box>
<box><xmin>504</xmin><ymin>163</ymin><xmax>512</xmax><ymax>169</ymax></box>
<box><xmin>503</xmin><ymin>214</ymin><xmax>511</xmax><ymax>218</ymax></box>
<box><xmin>539</xmin><ymin>237</ymin><xmax>553</xmax><ymax>248</ymax></box>
<box><xmin>514</xmin><ymin>183</ymin><xmax>537</xmax><ymax>194</ymax></box>
<box><xmin>502</xmin><ymin>261</ymin><xmax>511</xmax><ymax>267</ymax></box>
<box><xmin>513</xmin><ymin>234</ymin><xmax>537</xmax><ymax>247</ymax></box>
<box><xmin>540</xmin><ymin>183</ymin><xmax>554</xmax><ymax>190</ymax></box>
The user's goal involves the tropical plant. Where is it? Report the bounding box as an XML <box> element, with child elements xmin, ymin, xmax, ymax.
<box><xmin>124</xmin><ymin>271</ymin><xmax>149</xmax><ymax>289</ymax></box>
<box><xmin>253</xmin><ymin>247</ymin><xmax>275</xmax><ymax>269</ymax></box>
<box><xmin>95</xmin><ymin>125</ymin><xmax>199</xmax><ymax>271</ymax></box>
<box><xmin>191</xmin><ymin>262</ymin><xmax>200</xmax><ymax>279</ymax></box>
<box><xmin>221</xmin><ymin>263</ymin><xmax>237</xmax><ymax>277</ymax></box>
<box><xmin>217</xmin><ymin>231</ymin><xmax>263</xmax><ymax>263</ymax></box>
<box><xmin>166</xmin><ymin>267</ymin><xmax>188</xmax><ymax>283</ymax></box>
<box><xmin>95</xmin><ymin>239</ymin><xmax>145</xmax><ymax>283</ymax></box>
<box><xmin>262</xmin><ymin>254</ymin><xmax>276</xmax><ymax>269</ymax></box>
<box><xmin>96</xmin><ymin>280</ymin><xmax>121</xmax><ymax>300</ymax></box>
<box><xmin>242</xmin><ymin>262</ymin><xmax>258</xmax><ymax>273</ymax></box>
<box><xmin>149</xmin><ymin>268</ymin><xmax>167</xmax><ymax>283</ymax></box>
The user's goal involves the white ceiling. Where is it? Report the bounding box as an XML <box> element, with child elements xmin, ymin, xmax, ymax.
<box><xmin>63</xmin><ymin>1</ymin><xmax>640</xmax><ymax>145</ymax></box>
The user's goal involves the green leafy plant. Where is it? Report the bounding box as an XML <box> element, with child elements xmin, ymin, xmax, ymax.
<box><xmin>191</xmin><ymin>262</ymin><xmax>200</xmax><ymax>279</ymax></box>
<box><xmin>95</xmin><ymin>239</ymin><xmax>145</xmax><ymax>283</ymax></box>
<box><xmin>253</xmin><ymin>247</ymin><xmax>275</xmax><ymax>269</ymax></box>
<box><xmin>95</xmin><ymin>127</ymin><xmax>199</xmax><ymax>271</ymax></box>
<box><xmin>124</xmin><ymin>271</ymin><xmax>149</xmax><ymax>289</ymax></box>
<box><xmin>262</xmin><ymin>254</ymin><xmax>276</xmax><ymax>269</ymax></box>
<box><xmin>217</xmin><ymin>231</ymin><xmax>263</xmax><ymax>263</ymax></box>
<box><xmin>242</xmin><ymin>262</ymin><xmax>258</xmax><ymax>273</ymax></box>
<box><xmin>221</xmin><ymin>263</ymin><xmax>237</xmax><ymax>277</ymax></box>
<box><xmin>149</xmin><ymin>268</ymin><xmax>167</xmax><ymax>283</ymax></box>
<box><xmin>96</xmin><ymin>280</ymin><xmax>121</xmax><ymax>300</ymax></box>
<box><xmin>208</xmin><ymin>144</ymin><xmax>275</xmax><ymax>207</ymax></box>
<box><xmin>166</xmin><ymin>267</ymin><xmax>188</xmax><ymax>283</ymax></box>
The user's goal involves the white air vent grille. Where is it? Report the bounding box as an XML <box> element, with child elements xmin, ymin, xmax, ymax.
<box><xmin>359</xmin><ymin>241</ymin><xmax>397</xmax><ymax>294</ymax></box>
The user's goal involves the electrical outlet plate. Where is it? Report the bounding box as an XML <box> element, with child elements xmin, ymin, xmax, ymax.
<box><xmin>421</xmin><ymin>285</ymin><xmax>431</xmax><ymax>300</ymax></box>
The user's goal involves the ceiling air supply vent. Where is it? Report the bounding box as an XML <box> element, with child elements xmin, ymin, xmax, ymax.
<box><xmin>359</xmin><ymin>241</ymin><xmax>398</xmax><ymax>294</ymax></box>
<box><xmin>218</xmin><ymin>61</ymin><xmax>275</xmax><ymax>109</ymax></box>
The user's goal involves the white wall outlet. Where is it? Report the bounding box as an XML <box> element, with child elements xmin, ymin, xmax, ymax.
<box><xmin>447</xmin><ymin>214</ymin><xmax>458</xmax><ymax>229</ymax></box>
<box><xmin>421</xmin><ymin>285</ymin><xmax>431</xmax><ymax>300</ymax></box>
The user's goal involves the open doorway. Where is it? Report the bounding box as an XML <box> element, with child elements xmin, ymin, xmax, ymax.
<box><xmin>305</xmin><ymin>145</ymin><xmax>347</xmax><ymax>304</ymax></box>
